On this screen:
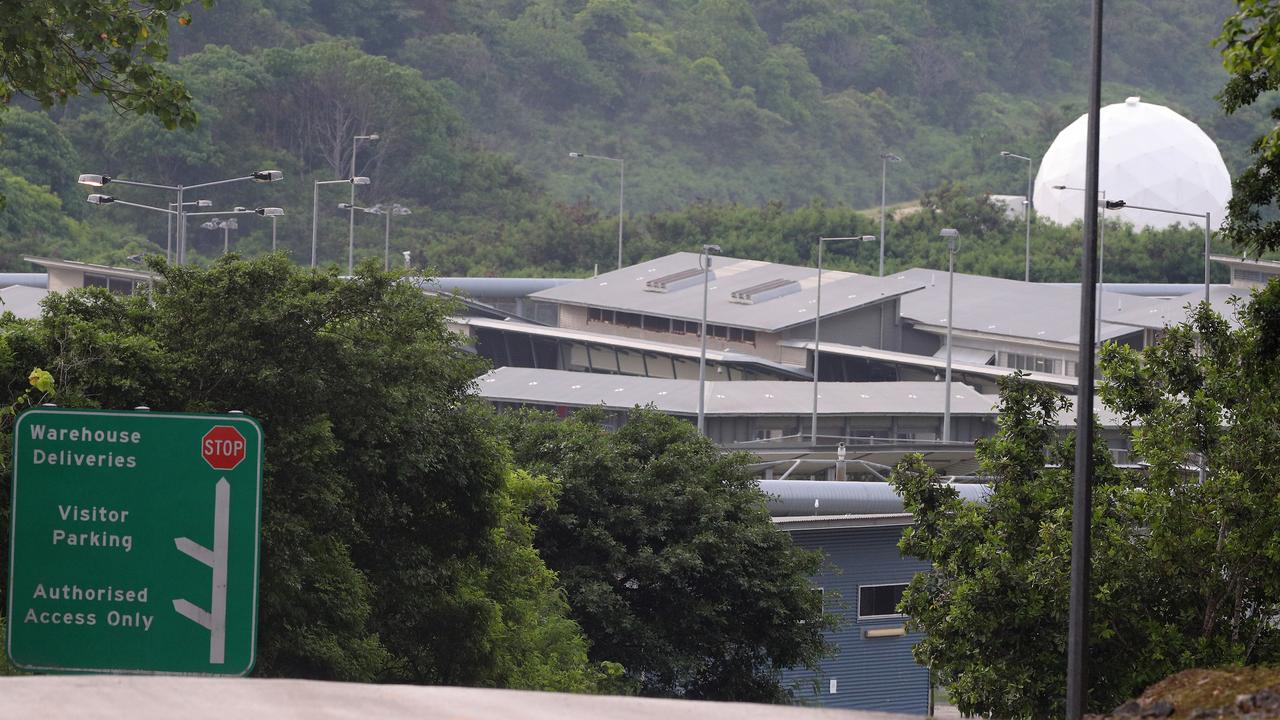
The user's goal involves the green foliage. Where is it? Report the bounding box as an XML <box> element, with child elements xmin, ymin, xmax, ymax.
<box><xmin>0</xmin><ymin>256</ymin><xmax>598</xmax><ymax>689</ymax></box>
<box><xmin>1216</xmin><ymin>0</ymin><xmax>1280</xmax><ymax>255</ymax></box>
<box><xmin>498</xmin><ymin>406</ymin><xmax>833</xmax><ymax>702</ymax></box>
<box><xmin>892</xmin><ymin>377</ymin><xmax>1204</xmax><ymax>717</ymax></box>
<box><xmin>0</xmin><ymin>0</ymin><xmax>203</xmax><ymax>129</ymax></box>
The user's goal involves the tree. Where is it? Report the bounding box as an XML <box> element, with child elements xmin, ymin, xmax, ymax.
<box><xmin>498</xmin><ymin>406</ymin><xmax>832</xmax><ymax>702</ymax></box>
<box><xmin>0</xmin><ymin>255</ymin><xmax>598</xmax><ymax>689</ymax></box>
<box><xmin>1216</xmin><ymin>0</ymin><xmax>1280</xmax><ymax>254</ymax></box>
<box><xmin>0</xmin><ymin>0</ymin><xmax>202</xmax><ymax>129</ymax></box>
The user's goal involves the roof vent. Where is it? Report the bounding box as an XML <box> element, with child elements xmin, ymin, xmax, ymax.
<box><xmin>645</xmin><ymin>267</ymin><xmax>709</xmax><ymax>293</ymax></box>
<box><xmin>730</xmin><ymin>278</ymin><xmax>800</xmax><ymax>305</ymax></box>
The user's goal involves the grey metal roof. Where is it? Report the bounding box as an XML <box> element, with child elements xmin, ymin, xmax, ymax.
<box><xmin>529</xmin><ymin>252</ymin><xmax>925</xmax><ymax>333</ymax></box>
<box><xmin>890</xmin><ymin>268</ymin><xmax>1165</xmax><ymax>345</ymax></box>
<box><xmin>760</xmin><ymin>479</ymin><xmax>989</xmax><ymax>517</ymax></box>
<box><xmin>0</xmin><ymin>285</ymin><xmax>48</xmax><ymax>319</ymax></box>
<box><xmin>1104</xmin><ymin>285</ymin><xmax>1244</xmax><ymax>330</ymax></box>
<box><xmin>476</xmin><ymin>367</ymin><xmax>998</xmax><ymax>417</ymax></box>
<box><xmin>417</xmin><ymin>277</ymin><xmax>578</xmax><ymax>298</ymax></box>
<box><xmin>450</xmin><ymin>316</ymin><xmax>811</xmax><ymax>378</ymax></box>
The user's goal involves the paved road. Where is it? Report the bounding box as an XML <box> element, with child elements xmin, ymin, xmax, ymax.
<box><xmin>0</xmin><ymin>676</ymin><xmax>927</xmax><ymax>720</ymax></box>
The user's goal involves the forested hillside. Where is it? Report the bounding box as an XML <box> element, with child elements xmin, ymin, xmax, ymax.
<box><xmin>0</xmin><ymin>0</ymin><xmax>1260</xmax><ymax>280</ymax></box>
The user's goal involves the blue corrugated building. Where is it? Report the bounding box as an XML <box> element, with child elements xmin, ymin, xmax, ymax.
<box><xmin>762</xmin><ymin>480</ymin><xmax>987</xmax><ymax>715</ymax></box>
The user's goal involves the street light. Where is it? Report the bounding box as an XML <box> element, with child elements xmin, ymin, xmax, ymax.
<box><xmin>1103</xmin><ymin>199</ymin><xmax>1212</xmax><ymax>305</ymax></box>
<box><xmin>200</xmin><ymin>218</ymin><xmax>239</xmax><ymax>254</ymax></box>
<box><xmin>256</xmin><ymin>207</ymin><xmax>285</xmax><ymax>251</ymax></box>
<box><xmin>812</xmin><ymin>235</ymin><xmax>878</xmax><ymax>443</ymax></box>
<box><xmin>313</xmin><ymin>177</ymin><xmax>370</xmax><ymax>268</ymax></box>
<box><xmin>940</xmin><ymin>228</ymin><xmax>960</xmax><ymax>443</ymax></box>
<box><xmin>366</xmin><ymin>204</ymin><xmax>413</xmax><ymax>271</ymax></box>
<box><xmin>167</xmin><ymin>200</ymin><xmax>211</xmax><ymax>263</ymax></box>
<box><xmin>78</xmin><ymin>170</ymin><xmax>283</xmax><ymax>265</ymax></box>
<box><xmin>569</xmin><ymin>151</ymin><xmax>625</xmax><ymax>270</ymax></box>
<box><xmin>878</xmin><ymin>153</ymin><xmax>902</xmax><ymax>277</ymax></box>
<box><xmin>1000</xmin><ymin>151</ymin><xmax>1035</xmax><ymax>282</ymax></box>
<box><xmin>349</xmin><ymin>133</ymin><xmax>380</xmax><ymax>275</ymax></box>
<box><xmin>697</xmin><ymin>244</ymin><xmax>722</xmax><ymax>437</ymax></box>
<box><xmin>1054</xmin><ymin>185</ymin><xmax>1108</xmax><ymax>342</ymax></box>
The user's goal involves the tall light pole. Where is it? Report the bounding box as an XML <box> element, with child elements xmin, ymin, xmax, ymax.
<box><xmin>167</xmin><ymin>200</ymin><xmax>211</xmax><ymax>262</ymax></box>
<box><xmin>255</xmin><ymin>207</ymin><xmax>285</xmax><ymax>252</ymax></box>
<box><xmin>349</xmin><ymin>133</ymin><xmax>380</xmax><ymax>275</ymax></box>
<box><xmin>1054</xmin><ymin>185</ymin><xmax>1108</xmax><ymax>341</ymax></box>
<box><xmin>201</xmin><ymin>218</ymin><xmax>239</xmax><ymax>254</ymax></box>
<box><xmin>1105</xmin><ymin>200</ymin><xmax>1212</xmax><ymax>305</ymax></box>
<box><xmin>366</xmin><ymin>204</ymin><xmax>413</xmax><ymax>271</ymax></box>
<box><xmin>697</xmin><ymin>244</ymin><xmax>721</xmax><ymax>436</ymax></box>
<box><xmin>812</xmin><ymin>235</ymin><xmax>877</xmax><ymax>443</ymax></box>
<box><xmin>878</xmin><ymin>153</ymin><xmax>902</xmax><ymax>277</ymax></box>
<box><xmin>1068</xmin><ymin>1</ymin><xmax>1105</xmax><ymax>715</ymax></box>
<box><xmin>1000</xmin><ymin>151</ymin><xmax>1034</xmax><ymax>281</ymax></box>
<box><xmin>87</xmin><ymin>198</ymin><xmax>276</xmax><ymax>259</ymax></box>
<box><xmin>940</xmin><ymin>229</ymin><xmax>959</xmax><ymax>443</ymax></box>
<box><xmin>313</xmin><ymin>177</ymin><xmax>369</xmax><ymax>268</ymax></box>
<box><xmin>569</xmin><ymin>151</ymin><xmax>625</xmax><ymax>269</ymax></box>
<box><xmin>79</xmin><ymin>170</ymin><xmax>284</xmax><ymax>265</ymax></box>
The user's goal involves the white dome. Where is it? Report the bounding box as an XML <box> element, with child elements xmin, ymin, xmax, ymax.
<box><xmin>1032</xmin><ymin>97</ymin><xmax>1231</xmax><ymax>230</ymax></box>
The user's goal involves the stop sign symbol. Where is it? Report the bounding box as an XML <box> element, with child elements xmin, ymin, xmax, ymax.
<box><xmin>202</xmin><ymin>425</ymin><xmax>247</xmax><ymax>471</ymax></box>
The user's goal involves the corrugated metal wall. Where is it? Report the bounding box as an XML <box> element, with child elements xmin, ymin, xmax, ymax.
<box><xmin>782</xmin><ymin>525</ymin><xmax>931</xmax><ymax>715</ymax></box>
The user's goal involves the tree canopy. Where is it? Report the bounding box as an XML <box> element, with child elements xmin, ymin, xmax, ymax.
<box><xmin>498</xmin><ymin>406</ymin><xmax>833</xmax><ymax>702</ymax></box>
<box><xmin>0</xmin><ymin>255</ymin><xmax>598</xmax><ymax>689</ymax></box>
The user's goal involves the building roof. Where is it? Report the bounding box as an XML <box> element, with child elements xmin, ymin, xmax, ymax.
<box><xmin>529</xmin><ymin>252</ymin><xmax>924</xmax><ymax>333</ymax></box>
<box><xmin>0</xmin><ymin>285</ymin><xmax>49</xmax><ymax>319</ymax></box>
<box><xmin>24</xmin><ymin>256</ymin><xmax>156</xmax><ymax>283</ymax></box>
<box><xmin>762</xmin><ymin>479</ymin><xmax>989</xmax><ymax>517</ymax></box>
<box><xmin>476</xmin><ymin>367</ymin><xmax>998</xmax><ymax>417</ymax></box>
<box><xmin>889</xmin><ymin>268</ymin><xmax>1163</xmax><ymax>345</ymax></box>
<box><xmin>451</xmin><ymin>316</ymin><xmax>810</xmax><ymax>378</ymax></box>
<box><xmin>1104</xmin><ymin>285</ymin><xmax>1244</xmax><ymax>330</ymax></box>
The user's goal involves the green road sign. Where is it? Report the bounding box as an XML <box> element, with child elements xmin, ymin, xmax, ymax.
<box><xmin>6</xmin><ymin>407</ymin><xmax>263</xmax><ymax>675</ymax></box>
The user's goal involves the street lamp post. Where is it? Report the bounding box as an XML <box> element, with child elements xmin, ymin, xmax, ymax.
<box><xmin>1000</xmin><ymin>151</ymin><xmax>1035</xmax><ymax>282</ymax></box>
<box><xmin>79</xmin><ymin>170</ymin><xmax>284</xmax><ymax>265</ymax></box>
<box><xmin>366</xmin><ymin>204</ymin><xmax>413</xmax><ymax>271</ymax></box>
<box><xmin>812</xmin><ymin>235</ymin><xmax>878</xmax><ymax>443</ymax></box>
<box><xmin>201</xmin><ymin>218</ymin><xmax>239</xmax><ymax>254</ymax></box>
<box><xmin>349</xmin><ymin>134</ymin><xmax>380</xmax><ymax>275</ymax></box>
<box><xmin>878</xmin><ymin>154</ymin><xmax>902</xmax><ymax>277</ymax></box>
<box><xmin>88</xmin><ymin>198</ymin><xmax>278</xmax><ymax>258</ymax></box>
<box><xmin>167</xmin><ymin>200</ymin><xmax>211</xmax><ymax>263</ymax></box>
<box><xmin>940</xmin><ymin>229</ymin><xmax>960</xmax><ymax>443</ymax></box>
<box><xmin>697</xmin><ymin>244</ymin><xmax>721</xmax><ymax>436</ymax></box>
<box><xmin>312</xmin><ymin>177</ymin><xmax>370</xmax><ymax>268</ymax></box>
<box><xmin>569</xmin><ymin>151</ymin><xmax>625</xmax><ymax>270</ymax></box>
<box><xmin>1054</xmin><ymin>185</ymin><xmax>1108</xmax><ymax>340</ymax></box>
<box><xmin>1104</xmin><ymin>200</ymin><xmax>1212</xmax><ymax>305</ymax></box>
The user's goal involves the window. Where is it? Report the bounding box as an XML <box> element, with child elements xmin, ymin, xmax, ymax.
<box><xmin>83</xmin><ymin>273</ymin><xmax>109</xmax><ymax>289</ymax></box>
<box><xmin>858</xmin><ymin>583</ymin><xmax>907</xmax><ymax>619</ymax></box>
<box><xmin>728</xmin><ymin>327</ymin><xmax>743</xmax><ymax>342</ymax></box>
<box><xmin>616</xmin><ymin>311</ymin><xmax>642</xmax><ymax>328</ymax></box>
<box><xmin>643</xmin><ymin>315</ymin><xmax>669</xmax><ymax>332</ymax></box>
<box><xmin>1005</xmin><ymin>352</ymin><xmax>1056</xmax><ymax>374</ymax></box>
<box><xmin>83</xmin><ymin>273</ymin><xmax>136</xmax><ymax>295</ymax></box>
<box><xmin>743</xmin><ymin>330</ymin><xmax>756</xmax><ymax>345</ymax></box>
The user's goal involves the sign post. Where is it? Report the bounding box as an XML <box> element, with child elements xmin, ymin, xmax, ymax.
<box><xmin>5</xmin><ymin>408</ymin><xmax>263</xmax><ymax>675</ymax></box>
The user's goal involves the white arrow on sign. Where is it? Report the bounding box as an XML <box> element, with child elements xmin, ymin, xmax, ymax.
<box><xmin>173</xmin><ymin>477</ymin><xmax>230</xmax><ymax>664</ymax></box>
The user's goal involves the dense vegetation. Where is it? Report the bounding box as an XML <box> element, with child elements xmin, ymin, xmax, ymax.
<box><xmin>0</xmin><ymin>1</ymin><xmax>1261</xmax><ymax>281</ymax></box>
<box><xmin>0</xmin><ymin>256</ymin><xmax>831</xmax><ymax>695</ymax></box>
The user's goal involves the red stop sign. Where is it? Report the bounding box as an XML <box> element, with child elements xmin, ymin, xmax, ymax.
<box><xmin>202</xmin><ymin>425</ymin><xmax>247</xmax><ymax>471</ymax></box>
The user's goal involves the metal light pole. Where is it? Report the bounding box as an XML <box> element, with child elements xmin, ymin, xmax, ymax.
<box><xmin>201</xmin><ymin>218</ymin><xmax>240</xmax><ymax>254</ymax></box>
<box><xmin>1054</xmin><ymin>185</ymin><xmax>1108</xmax><ymax>341</ymax></box>
<box><xmin>1068</xmin><ymin>0</ymin><xmax>1106</xmax><ymax>715</ymax></box>
<box><xmin>812</xmin><ymin>235</ymin><xmax>877</xmax><ymax>443</ymax></box>
<box><xmin>312</xmin><ymin>177</ymin><xmax>369</xmax><ymax>268</ymax></box>
<box><xmin>569</xmin><ymin>152</ymin><xmax>625</xmax><ymax>269</ymax></box>
<box><xmin>367</xmin><ymin>204</ymin><xmax>412</xmax><ymax>271</ymax></box>
<box><xmin>878</xmin><ymin>153</ymin><xmax>902</xmax><ymax>277</ymax></box>
<box><xmin>1000</xmin><ymin>151</ymin><xmax>1034</xmax><ymax>281</ymax></box>
<box><xmin>940</xmin><ymin>229</ymin><xmax>959</xmax><ymax>443</ymax></box>
<box><xmin>1105</xmin><ymin>200</ymin><xmax>1213</xmax><ymax>305</ymax></box>
<box><xmin>79</xmin><ymin>170</ymin><xmax>283</xmax><ymax>265</ymax></box>
<box><xmin>167</xmin><ymin>200</ymin><xmax>211</xmax><ymax>262</ymax></box>
<box><xmin>349</xmin><ymin>133</ymin><xmax>380</xmax><ymax>275</ymax></box>
<box><xmin>697</xmin><ymin>244</ymin><xmax>721</xmax><ymax>436</ymax></box>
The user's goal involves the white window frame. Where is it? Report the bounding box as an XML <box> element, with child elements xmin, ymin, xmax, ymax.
<box><xmin>858</xmin><ymin>582</ymin><xmax>908</xmax><ymax>620</ymax></box>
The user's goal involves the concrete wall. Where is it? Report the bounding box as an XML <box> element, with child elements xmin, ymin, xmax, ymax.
<box><xmin>782</xmin><ymin>525</ymin><xmax>931</xmax><ymax>715</ymax></box>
